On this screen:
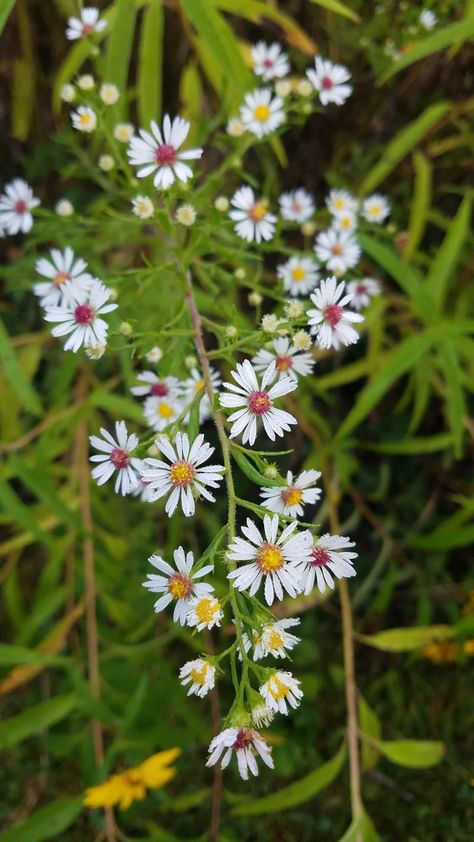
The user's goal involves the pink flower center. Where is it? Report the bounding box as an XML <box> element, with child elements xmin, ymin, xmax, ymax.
<box><xmin>321</xmin><ymin>76</ymin><xmax>333</xmax><ymax>90</ymax></box>
<box><xmin>74</xmin><ymin>304</ymin><xmax>94</xmax><ymax>325</ymax></box>
<box><xmin>248</xmin><ymin>390</ymin><xmax>271</xmax><ymax>415</ymax></box>
<box><xmin>291</xmin><ymin>201</ymin><xmax>301</xmax><ymax>212</ymax></box>
<box><xmin>15</xmin><ymin>199</ymin><xmax>27</xmax><ymax>213</ymax></box>
<box><xmin>151</xmin><ymin>382</ymin><xmax>169</xmax><ymax>397</ymax></box>
<box><xmin>275</xmin><ymin>355</ymin><xmax>293</xmax><ymax>372</ymax></box>
<box><xmin>324</xmin><ymin>304</ymin><xmax>343</xmax><ymax>327</ymax></box>
<box><xmin>155</xmin><ymin>144</ymin><xmax>177</xmax><ymax>165</ymax></box>
<box><xmin>310</xmin><ymin>547</ymin><xmax>331</xmax><ymax>567</ymax></box>
<box><xmin>110</xmin><ymin>448</ymin><xmax>130</xmax><ymax>469</ymax></box>
<box><xmin>331</xmin><ymin>243</ymin><xmax>343</xmax><ymax>255</ymax></box>
<box><xmin>263</xmin><ymin>58</ymin><xmax>274</xmax><ymax>68</ymax></box>
<box><xmin>82</xmin><ymin>23</ymin><xmax>95</xmax><ymax>35</ymax></box>
<box><xmin>233</xmin><ymin>728</ymin><xmax>253</xmax><ymax>750</ymax></box>
<box><xmin>357</xmin><ymin>283</ymin><xmax>367</xmax><ymax>293</ymax></box>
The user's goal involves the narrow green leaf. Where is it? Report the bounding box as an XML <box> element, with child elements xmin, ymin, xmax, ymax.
<box><xmin>9</xmin><ymin>455</ymin><xmax>81</xmax><ymax>531</ymax></box>
<box><xmin>437</xmin><ymin>339</ymin><xmax>465</xmax><ymax>458</ymax></box>
<box><xmin>0</xmin><ymin>797</ymin><xmax>82</xmax><ymax>842</ymax></box>
<box><xmin>376</xmin><ymin>739</ymin><xmax>444</xmax><ymax>769</ymax></box>
<box><xmin>89</xmin><ymin>390</ymin><xmax>144</xmax><ymax>424</ymax></box>
<box><xmin>0</xmin><ymin>318</ymin><xmax>42</xmax><ymax>415</ymax></box>
<box><xmin>359</xmin><ymin>625</ymin><xmax>453</xmax><ymax>652</ymax></box>
<box><xmin>104</xmin><ymin>0</ymin><xmax>138</xmax><ymax>115</ymax></box>
<box><xmin>213</xmin><ymin>0</ymin><xmax>317</xmax><ymax>53</ymax></box>
<box><xmin>308</xmin><ymin>0</ymin><xmax>360</xmax><ymax>22</ymax></box>
<box><xmin>138</xmin><ymin>0</ymin><xmax>163</xmax><ymax>125</ymax></box>
<box><xmin>0</xmin><ymin>475</ymin><xmax>49</xmax><ymax>544</ymax></box>
<box><xmin>404</xmin><ymin>151</ymin><xmax>432</xmax><ymax>260</ymax></box>
<box><xmin>426</xmin><ymin>196</ymin><xmax>472</xmax><ymax>311</ymax></box>
<box><xmin>359</xmin><ymin>101</ymin><xmax>450</xmax><ymax>195</ymax></box>
<box><xmin>232</xmin><ymin>744</ymin><xmax>346</xmax><ymax>815</ymax></box>
<box><xmin>337</xmin><ymin>808</ymin><xmax>380</xmax><ymax>841</ymax></box>
<box><xmin>359</xmin><ymin>696</ymin><xmax>381</xmax><ymax>771</ymax></box>
<box><xmin>0</xmin><ymin>643</ymin><xmax>66</xmax><ymax>666</ymax></box>
<box><xmin>0</xmin><ymin>0</ymin><xmax>16</xmax><ymax>35</ymax></box>
<box><xmin>0</xmin><ymin>694</ymin><xmax>77</xmax><ymax>748</ymax></box>
<box><xmin>380</xmin><ymin>18</ymin><xmax>474</xmax><ymax>82</ymax></box>
<box><xmin>232</xmin><ymin>449</ymin><xmax>283</xmax><ymax>487</ymax></box>
<box><xmin>359</xmin><ymin>433</ymin><xmax>454</xmax><ymax>454</ymax></box>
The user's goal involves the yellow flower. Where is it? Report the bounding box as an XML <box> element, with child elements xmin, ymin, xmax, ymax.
<box><xmin>84</xmin><ymin>748</ymin><xmax>181</xmax><ymax>810</ymax></box>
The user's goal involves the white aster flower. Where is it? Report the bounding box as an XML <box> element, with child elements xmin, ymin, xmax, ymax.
<box><xmin>179</xmin><ymin>658</ymin><xmax>216</xmax><ymax>697</ymax></box>
<box><xmin>227</xmin><ymin>514</ymin><xmax>311</xmax><ymax>606</ymax></box>
<box><xmin>219</xmin><ymin>359</ymin><xmax>297</xmax><ymax>446</ymax></box>
<box><xmin>229</xmin><ymin>186</ymin><xmax>276</xmax><ymax>244</ymax></box>
<box><xmin>346</xmin><ymin>277</ymin><xmax>381</xmax><ymax>310</ymax></box>
<box><xmin>139</xmin><ymin>432</ymin><xmax>224</xmax><ymax>517</ymax></box>
<box><xmin>296</xmin><ymin>78</ymin><xmax>313</xmax><ymax>97</ymax></box>
<box><xmin>100</xmin><ymin>83</ymin><xmax>119</xmax><ymax>105</ymax></box>
<box><xmin>128</xmin><ymin>115</ymin><xmax>203</xmax><ymax>189</ymax></box>
<box><xmin>420</xmin><ymin>9</ymin><xmax>437</xmax><ymax>29</ymax></box>
<box><xmin>146</xmin><ymin>346</ymin><xmax>162</xmax><ymax>363</ymax></box>
<box><xmin>326</xmin><ymin>188</ymin><xmax>359</xmax><ymax>217</ymax></box>
<box><xmin>183</xmin><ymin>367</ymin><xmax>221</xmax><ymax>424</ymax></box>
<box><xmin>43</xmin><ymin>278</ymin><xmax>117</xmax><ymax>352</ymax></box>
<box><xmin>260</xmin><ymin>469</ymin><xmax>321</xmax><ymax>518</ymax></box>
<box><xmin>77</xmin><ymin>74</ymin><xmax>95</xmax><ymax>91</ymax></box>
<box><xmin>142</xmin><ymin>546</ymin><xmax>213</xmax><ymax>624</ymax></box>
<box><xmin>85</xmin><ymin>342</ymin><xmax>106</xmax><ymax>360</ymax></box>
<box><xmin>143</xmin><ymin>394</ymin><xmax>185</xmax><ymax>433</ymax></box>
<box><xmin>259</xmin><ymin>671</ymin><xmax>303</xmax><ymax>715</ymax></box>
<box><xmin>131</xmin><ymin>371</ymin><xmax>182</xmax><ymax>400</ymax></box>
<box><xmin>251</xmin><ymin>703</ymin><xmax>275</xmax><ymax>728</ymax></box>
<box><xmin>114</xmin><ymin>123</ymin><xmax>134</xmax><ymax>143</ymax></box>
<box><xmin>306</xmin><ymin>56</ymin><xmax>352</xmax><ymax>106</ymax></box>
<box><xmin>307</xmin><ymin>276</ymin><xmax>364</xmax><ymax>350</ymax></box>
<box><xmin>284</xmin><ymin>299</ymin><xmax>305</xmax><ymax>319</ymax></box>
<box><xmin>261</xmin><ymin>314</ymin><xmax>284</xmax><ymax>334</ymax></box>
<box><xmin>89</xmin><ymin>421</ymin><xmax>141</xmax><ymax>495</ymax></box>
<box><xmin>362</xmin><ymin>194</ymin><xmax>391</xmax><ymax>224</ymax></box>
<box><xmin>34</xmin><ymin>246</ymin><xmax>92</xmax><ymax>307</ymax></box>
<box><xmin>251</xmin><ymin>41</ymin><xmax>290</xmax><ymax>81</ymax></box>
<box><xmin>66</xmin><ymin>7</ymin><xmax>107</xmax><ymax>40</ymax></box>
<box><xmin>279</xmin><ymin>188</ymin><xmax>315</xmax><ymax>223</ymax></box>
<box><xmin>175</xmin><ymin>203</ymin><xmax>196</xmax><ymax>226</ymax></box>
<box><xmin>132</xmin><ymin>195</ymin><xmax>154</xmax><ymax>219</ymax></box>
<box><xmin>244</xmin><ymin>618</ymin><xmax>301</xmax><ymax>661</ymax></box>
<box><xmin>240</xmin><ymin>88</ymin><xmax>285</xmax><ymax>139</ymax></box>
<box><xmin>331</xmin><ymin>209</ymin><xmax>357</xmax><ymax>234</ymax></box>
<box><xmin>277</xmin><ymin>255</ymin><xmax>319</xmax><ymax>296</ymax></box>
<box><xmin>71</xmin><ymin>106</ymin><xmax>97</xmax><ymax>133</ymax></box>
<box><xmin>252</xmin><ymin>337</ymin><xmax>314</xmax><ymax>383</ymax></box>
<box><xmin>60</xmin><ymin>83</ymin><xmax>75</xmax><ymax>103</ymax></box>
<box><xmin>297</xmin><ymin>534</ymin><xmax>358</xmax><ymax>594</ymax></box>
<box><xmin>0</xmin><ymin>179</ymin><xmax>40</xmax><ymax>235</ymax></box>
<box><xmin>206</xmin><ymin>728</ymin><xmax>274</xmax><ymax>780</ymax></box>
<box><xmin>55</xmin><ymin>198</ymin><xmax>74</xmax><ymax>217</ymax></box>
<box><xmin>293</xmin><ymin>329</ymin><xmax>312</xmax><ymax>351</ymax></box>
<box><xmin>314</xmin><ymin>229</ymin><xmax>361</xmax><ymax>274</ymax></box>
<box><xmin>186</xmin><ymin>594</ymin><xmax>223</xmax><ymax>631</ymax></box>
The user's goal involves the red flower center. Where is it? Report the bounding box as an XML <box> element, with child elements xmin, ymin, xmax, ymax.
<box><xmin>155</xmin><ymin>144</ymin><xmax>177</xmax><ymax>165</ymax></box>
<box><xmin>74</xmin><ymin>304</ymin><xmax>94</xmax><ymax>325</ymax></box>
<box><xmin>275</xmin><ymin>355</ymin><xmax>293</xmax><ymax>372</ymax></box>
<box><xmin>15</xmin><ymin>199</ymin><xmax>27</xmax><ymax>213</ymax></box>
<box><xmin>151</xmin><ymin>382</ymin><xmax>169</xmax><ymax>397</ymax></box>
<box><xmin>248</xmin><ymin>390</ymin><xmax>271</xmax><ymax>415</ymax></box>
<box><xmin>110</xmin><ymin>448</ymin><xmax>130</xmax><ymax>469</ymax></box>
<box><xmin>233</xmin><ymin>728</ymin><xmax>253</xmax><ymax>750</ymax></box>
<box><xmin>357</xmin><ymin>283</ymin><xmax>367</xmax><ymax>293</ymax></box>
<box><xmin>263</xmin><ymin>58</ymin><xmax>274</xmax><ymax>68</ymax></box>
<box><xmin>321</xmin><ymin>76</ymin><xmax>333</xmax><ymax>90</ymax></box>
<box><xmin>324</xmin><ymin>304</ymin><xmax>343</xmax><ymax>327</ymax></box>
<box><xmin>310</xmin><ymin>547</ymin><xmax>331</xmax><ymax>567</ymax></box>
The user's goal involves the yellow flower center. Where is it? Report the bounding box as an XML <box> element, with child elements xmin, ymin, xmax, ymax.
<box><xmin>158</xmin><ymin>401</ymin><xmax>174</xmax><ymax>419</ymax></box>
<box><xmin>254</xmin><ymin>104</ymin><xmax>271</xmax><ymax>122</ymax></box>
<box><xmin>190</xmin><ymin>664</ymin><xmax>209</xmax><ymax>685</ymax></box>
<box><xmin>250</xmin><ymin>202</ymin><xmax>267</xmax><ymax>221</ymax></box>
<box><xmin>194</xmin><ymin>379</ymin><xmax>205</xmax><ymax>393</ymax></box>
<box><xmin>269</xmin><ymin>675</ymin><xmax>290</xmax><ymax>700</ymax></box>
<box><xmin>195</xmin><ymin>598</ymin><xmax>219</xmax><ymax>625</ymax></box>
<box><xmin>267</xmin><ymin>629</ymin><xmax>285</xmax><ymax>650</ymax></box>
<box><xmin>169</xmin><ymin>460</ymin><xmax>195</xmax><ymax>486</ymax></box>
<box><xmin>334</xmin><ymin>197</ymin><xmax>345</xmax><ymax>210</ymax></box>
<box><xmin>369</xmin><ymin>204</ymin><xmax>381</xmax><ymax>216</ymax></box>
<box><xmin>53</xmin><ymin>272</ymin><xmax>70</xmax><ymax>286</ymax></box>
<box><xmin>291</xmin><ymin>267</ymin><xmax>306</xmax><ymax>282</ymax></box>
<box><xmin>340</xmin><ymin>216</ymin><xmax>352</xmax><ymax>229</ymax></box>
<box><xmin>79</xmin><ymin>113</ymin><xmax>92</xmax><ymax>127</ymax></box>
<box><xmin>331</xmin><ymin>243</ymin><xmax>343</xmax><ymax>255</ymax></box>
<box><xmin>257</xmin><ymin>543</ymin><xmax>284</xmax><ymax>573</ymax></box>
<box><xmin>167</xmin><ymin>573</ymin><xmax>193</xmax><ymax>599</ymax></box>
<box><xmin>282</xmin><ymin>487</ymin><xmax>303</xmax><ymax>507</ymax></box>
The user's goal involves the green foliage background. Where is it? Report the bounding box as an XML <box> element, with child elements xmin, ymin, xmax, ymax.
<box><xmin>0</xmin><ymin>0</ymin><xmax>473</xmax><ymax>840</ymax></box>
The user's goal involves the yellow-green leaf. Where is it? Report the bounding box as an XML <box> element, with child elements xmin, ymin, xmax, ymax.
<box><xmin>359</xmin><ymin>695</ymin><xmax>381</xmax><ymax>771</ymax></box>
<box><xmin>380</xmin><ymin>18</ymin><xmax>474</xmax><ymax>82</ymax></box>
<box><xmin>0</xmin><ymin>694</ymin><xmax>77</xmax><ymax>748</ymax></box>
<box><xmin>309</xmin><ymin>0</ymin><xmax>360</xmax><ymax>23</ymax></box>
<box><xmin>376</xmin><ymin>739</ymin><xmax>444</xmax><ymax>769</ymax></box>
<box><xmin>138</xmin><ymin>0</ymin><xmax>164</xmax><ymax>125</ymax></box>
<box><xmin>404</xmin><ymin>151</ymin><xmax>432</xmax><ymax>261</ymax></box>
<box><xmin>213</xmin><ymin>0</ymin><xmax>316</xmax><ymax>53</ymax></box>
<box><xmin>0</xmin><ymin>797</ymin><xmax>83</xmax><ymax>842</ymax></box>
<box><xmin>426</xmin><ymin>196</ymin><xmax>472</xmax><ymax>312</ymax></box>
<box><xmin>359</xmin><ymin>625</ymin><xmax>454</xmax><ymax>652</ymax></box>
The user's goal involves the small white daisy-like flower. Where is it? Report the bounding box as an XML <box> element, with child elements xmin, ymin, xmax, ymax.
<box><xmin>128</xmin><ymin>115</ymin><xmax>203</xmax><ymax>190</ymax></box>
<box><xmin>214</xmin><ymin>195</ymin><xmax>229</xmax><ymax>212</ymax></box>
<box><xmin>275</xmin><ymin>78</ymin><xmax>293</xmax><ymax>97</ymax></box>
<box><xmin>60</xmin><ymin>83</ymin><xmax>75</xmax><ymax>103</ymax></box>
<box><xmin>85</xmin><ymin>342</ymin><xmax>106</xmax><ymax>360</ymax></box>
<box><xmin>296</xmin><ymin>78</ymin><xmax>313</xmax><ymax>97</ymax></box>
<box><xmin>131</xmin><ymin>371</ymin><xmax>182</xmax><ymax>400</ymax></box>
<box><xmin>98</xmin><ymin>154</ymin><xmax>115</xmax><ymax>172</ymax></box>
<box><xmin>34</xmin><ymin>246</ymin><xmax>92</xmax><ymax>307</ymax></box>
<box><xmin>55</xmin><ymin>198</ymin><xmax>74</xmax><ymax>217</ymax></box>
<box><xmin>306</xmin><ymin>56</ymin><xmax>352</xmax><ymax>106</ymax></box>
<box><xmin>186</xmin><ymin>594</ymin><xmax>223</xmax><ymax>631</ymax></box>
<box><xmin>99</xmin><ymin>83</ymin><xmax>119</xmax><ymax>105</ymax></box>
<box><xmin>251</xmin><ymin>41</ymin><xmax>290</xmax><ymax>81</ymax></box>
<box><xmin>229</xmin><ymin>187</ymin><xmax>276</xmax><ymax>244</ymax></box>
<box><xmin>77</xmin><ymin>74</ymin><xmax>95</xmax><ymax>91</ymax></box>
<box><xmin>346</xmin><ymin>277</ymin><xmax>381</xmax><ymax>310</ymax></box>
<box><xmin>146</xmin><ymin>346</ymin><xmax>162</xmax><ymax>363</ymax></box>
<box><xmin>251</xmin><ymin>703</ymin><xmax>275</xmax><ymax>728</ymax></box>
<box><xmin>175</xmin><ymin>203</ymin><xmax>196</xmax><ymax>226</ymax></box>
<box><xmin>315</xmin><ymin>229</ymin><xmax>361</xmax><ymax>274</ymax></box>
<box><xmin>326</xmin><ymin>188</ymin><xmax>358</xmax><ymax>217</ymax></box>
<box><xmin>227</xmin><ymin>514</ymin><xmax>311</xmax><ymax>606</ymax></box>
<box><xmin>114</xmin><ymin>123</ymin><xmax>134</xmax><ymax>143</ymax></box>
<box><xmin>253</xmin><ymin>337</ymin><xmax>314</xmax><ymax>383</ymax></box>
<box><xmin>183</xmin><ymin>367</ymin><xmax>221</xmax><ymax>424</ymax></box>
<box><xmin>331</xmin><ymin>209</ymin><xmax>357</xmax><ymax>235</ymax></box>
<box><xmin>243</xmin><ymin>618</ymin><xmax>301</xmax><ymax>661</ymax></box>
<box><xmin>307</xmin><ymin>276</ymin><xmax>364</xmax><ymax>350</ymax></box>
<box><xmin>420</xmin><ymin>9</ymin><xmax>437</xmax><ymax>29</ymax></box>
<box><xmin>43</xmin><ymin>278</ymin><xmax>117</xmax><ymax>352</ymax></box>
<box><xmin>277</xmin><ymin>255</ymin><xmax>319</xmax><ymax>296</ymax></box>
<box><xmin>362</xmin><ymin>194</ymin><xmax>391</xmax><ymax>224</ymax></box>
<box><xmin>179</xmin><ymin>658</ymin><xmax>216</xmax><ymax>697</ymax></box>
<box><xmin>260</xmin><ymin>469</ymin><xmax>321</xmax><ymax>518</ymax></box>
<box><xmin>0</xmin><ymin>179</ymin><xmax>40</xmax><ymax>235</ymax></box>
<box><xmin>66</xmin><ymin>7</ymin><xmax>107</xmax><ymax>40</ymax></box>
<box><xmin>140</xmin><ymin>432</ymin><xmax>224</xmax><ymax>518</ymax></box>
<box><xmin>261</xmin><ymin>313</ymin><xmax>284</xmax><ymax>335</ymax></box>
<box><xmin>226</xmin><ymin>117</ymin><xmax>245</xmax><ymax>137</ymax></box>
<box><xmin>260</xmin><ymin>671</ymin><xmax>303</xmax><ymax>715</ymax></box>
<box><xmin>297</xmin><ymin>534</ymin><xmax>357</xmax><ymax>594</ymax></box>
<box><xmin>240</xmin><ymin>88</ymin><xmax>285</xmax><ymax>139</ymax></box>
<box><xmin>89</xmin><ymin>421</ymin><xmax>141</xmax><ymax>495</ymax></box>
<box><xmin>132</xmin><ymin>195</ymin><xmax>154</xmax><ymax>219</ymax></box>
<box><xmin>219</xmin><ymin>359</ymin><xmax>297</xmax><ymax>446</ymax></box>
<box><xmin>71</xmin><ymin>106</ymin><xmax>97</xmax><ymax>133</ymax></box>
<box><xmin>142</xmin><ymin>546</ymin><xmax>213</xmax><ymax>624</ymax></box>
<box><xmin>279</xmin><ymin>188</ymin><xmax>315</xmax><ymax>223</ymax></box>
<box><xmin>284</xmin><ymin>299</ymin><xmax>305</xmax><ymax>320</ymax></box>
<box><xmin>293</xmin><ymin>330</ymin><xmax>312</xmax><ymax>351</ymax></box>
<box><xmin>206</xmin><ymin>728</ymin><xmax>274</xmax><ymax>780</ymax></box>
<box><xmin>143</xmin><ymin>394</ymin><xmax>185</xmax><ymax>433</ymax></box>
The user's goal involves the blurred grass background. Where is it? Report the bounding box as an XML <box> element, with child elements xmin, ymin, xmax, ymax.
<box><xmin>0</xmin><ymin>0</ymin><xmax>473</xmax><ymax>840</ymax></box>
